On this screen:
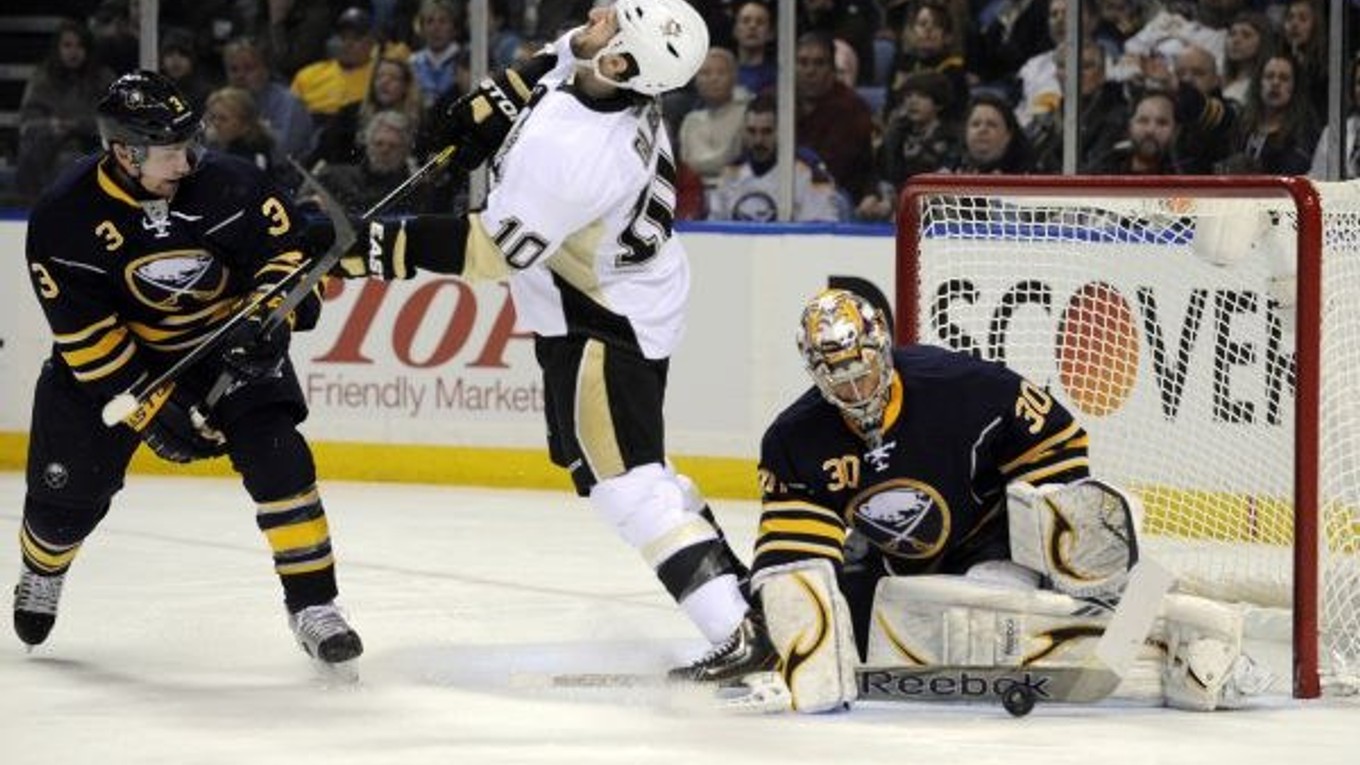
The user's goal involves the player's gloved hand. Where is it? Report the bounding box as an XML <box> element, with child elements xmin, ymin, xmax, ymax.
<box><xmin>441</xmin><ymin>52</ymin><xmax>557</xmax><ymax>171</ymax></box>
<box><xmin>220</xmin><ymin>311</ymin><xmax>290</xmax><ymax>381</ymax></box>
<box><xmin>332</xmin><ymin>218</ymin><xmax>420</xmax><ymax>280</ymax></box>
<box><xmin>122</xmin><ymin>382</ymin><xmax>227</xmax><ymax>463</ymax></box>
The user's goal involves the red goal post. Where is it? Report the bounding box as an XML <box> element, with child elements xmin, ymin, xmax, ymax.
<box><xmin>896</xmin><ymin>174</ymin><xmax>1359</xmax><ymax>699</ymax></box>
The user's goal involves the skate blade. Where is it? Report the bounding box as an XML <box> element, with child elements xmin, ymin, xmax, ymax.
<box><xmin>311</xmin><ymin>658</ymin><xmax>360</xmax><ymax>686</ymax></box>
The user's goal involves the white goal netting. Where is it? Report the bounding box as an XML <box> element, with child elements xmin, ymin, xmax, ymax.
<box><xmin>900</xmin><ymin>176</ymin><xmax>1360</xmax><ymax>697</ymax></box>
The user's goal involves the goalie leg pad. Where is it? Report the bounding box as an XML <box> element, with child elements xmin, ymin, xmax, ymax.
<box><xmin>865</xmin><ymin>575</ymin><xmax>1109</xmax><ymax>668</ymax></box>
<box><xmin>1007</xmin><ymin>478</ymin><xmax>1139</xmax><ymax>600</ymax></box>
<box><xmin>1157</xmin><ymin>593</ymin><xmax>1275</xmax><ymax>711</ymax></box>
<box><xmin>752</xmin><ymin>558</ymin><xmax>858</xmax><ymax>713</ymax></box>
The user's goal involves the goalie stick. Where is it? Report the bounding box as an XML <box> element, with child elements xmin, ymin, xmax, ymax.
<box><xmin>549</xmin><ymin>559</ymin><xmax>1175</xmax><ymax>710</ymax></box>
<box><xmin>100</xmin><ymin>145</ymin><xmax>458</xmax><ymax>427</ymax></box>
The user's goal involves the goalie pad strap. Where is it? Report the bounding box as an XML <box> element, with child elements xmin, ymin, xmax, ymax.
<box><xmin>753</xmin><ymin>558</ymin><xmax>858</xmax><ymax>712</ymax></box>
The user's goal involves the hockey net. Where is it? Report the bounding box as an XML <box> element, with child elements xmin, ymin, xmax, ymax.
<box><xmin>897</xmin><ymin>175</ymin><xmax>1360</xmax><ymax>698</ymax></box>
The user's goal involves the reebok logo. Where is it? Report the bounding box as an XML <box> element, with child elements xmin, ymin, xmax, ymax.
<box><xmin>857</xmin><ymin>669</ymin><xmax>1053</xmax><ymax>700</ymax></box>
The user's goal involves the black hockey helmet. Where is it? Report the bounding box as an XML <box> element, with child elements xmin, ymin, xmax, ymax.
<box><xmin>96</xmin><ymin>70</ymin><xmax>201</xmax><ymax>148</ymax></box>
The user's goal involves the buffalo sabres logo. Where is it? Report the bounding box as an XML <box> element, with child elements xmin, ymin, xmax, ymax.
<box><xmin>126</xmin><ymin>251</ymin><xmax>228</xmax><ymax>311</ymax></box>
<box><xmin>849</xmin><ymin>480</ymin><xmax>950</xmax><ymax>559</ymax></box>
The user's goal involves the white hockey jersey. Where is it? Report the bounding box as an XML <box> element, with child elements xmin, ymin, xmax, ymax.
<box><xmin>477</xmin><ymin>67</ymin><xmax>688</xmax><ymax>360</ymax></box>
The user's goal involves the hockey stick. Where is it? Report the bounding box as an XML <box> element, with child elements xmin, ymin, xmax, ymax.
<box><xmin>100</xmin><ymin>145</ymin><xmax>458</xmax><ymax>427</ymax></box>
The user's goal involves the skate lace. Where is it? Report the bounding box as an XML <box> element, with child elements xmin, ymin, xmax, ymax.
<box><xmin>293</xmin><ymin>605</ymin><xmax>352</xmax><ymax>643</ymax></box>
<box><xmin>689</xmin><ymin>626</ymin><xmax>742</xmax><ymax>669</ymax></box>
<box><xmin>14</xmin><ymin>572</ymin><xmax>64</xmax><ymax>615</ymax></box>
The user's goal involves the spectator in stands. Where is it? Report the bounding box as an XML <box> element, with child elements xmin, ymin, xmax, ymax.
<box><xmin>857</xmin><ymin>70</ymin><xmax>959</xmax><ymax>221</ymax></box>
<box><xmin>222</xmin><ymin>36</ymin><xmax>315</xmax><ymax>164</ymax></box>
<box><xmin>795</xmin><ymin>32</ymin><xmax>875</xmax><ymax>208</ymax></box>
<box><xmin>1093</xmin><ymin>0</ymin><xmax>1145</xmax><ymax>56</ymax></box>
<box><xmin>1222</xmin><ymin>11</ymin><xmax>1275</xmax><ymax>107</ymax></box>
<box><xmin>265</xmin><ymin>0</ymin><xmax>335</xmax><ymax>80</ymax></box>
<box><xmin>291</xmin><ymin>7</ymin><xmax>410</xmax><ymax>120</ymax></box>
<box><xmin>679</xmin><ymin>48</ymin><xmax>749</xmax><ymax>185</ymax></box>
<box><xmin>1027</xmin><ymin>40</ymin><xmax>1129</xmax><ymax>173</ymax></box>
<box><xmin>967</xmin><ymin>0</ymin><xmax>1055</xmax><ymax>97</ymax></box>
<box><xmin>1280</xmin><ymin>0</ymin><xmax>1326</xmax><ymax>119</ymax></box>
<box><xmin>1219</xmin><ymin>53</ymin><xmax>1320</xmax><ymax>175</ymax></box>
<box><xmin>203</xmin><ymin>86</ymin><xmax>277</xmax><ymax>176</ymax></box>
<box><xmin>797</xmin><ymin>0</ymin><xmax>882</xmax><ymax>87</ymax></box>
<box><xmin>314</xmin><ymin>110</ymin><xmax>432</xmax><ymax>216</ymax></box>
<box><xmin>732</xmin><ymin>1</ymin><xmax>778</xmax><ymax>98</ymax></box>
<box><xmin>951</xmin><ymin>91</ymin><xmax>1035</xmax><ymax>174</ymax></box>
<box><xmin>1163</xmin><ymin>43</ymin><xmax>1238</xmax><ymax>173</ymax></box>
<box><xmin>1310</xmin><ymin>54</ymin><xmax>1360</xmax><ymax>180</ymax></box>
<box><xmin>159</xmin><ymin>28</ymin><xmax>216</xmax><ymax>114</ymax></box>
<box><xmin>1090</xmin><ymin>89</ymin><xmax>1204</xmax><ymax>174</ymax></box>
<box><xmin>409</xmin><ymin>0</ymin><xmax>468</xmax><ymax>111</ymax></box>
<box><xmin>313</xmin><ymin>57</ymin><xmax>424</xmax><ymax>166</ymax></box>
<box><xmin>15</xmin><ymin>19</ymin><xmax>115</xmax><ymax>201</ymax></box>
<box><xmin>489</xmin><ymin>0</ymin><xmax>527</xmax><ymax>70</ymax></box>
<box><xmin>1015</xmin><ymin>0</ymin><xmax>1100</xmax><ymax>130</ymax></box>
<box><xmin>709</xmin><ymin>94</ymin><xmax>842</xmax><ymax>223</ymax></box>
<box><xmin>89</xmin><ymin>0</ymin><xmax>138</xmax><ymax>76</ymax></box>
<box><xmin>885</xmin><ymin>0</ymin><xmax>968</xmax><ymax>122</ymax></box>
<box><xmin>1114</xmin><ymin>0</ymin><xmax>1230</xmax><ymax>89</ymax></box>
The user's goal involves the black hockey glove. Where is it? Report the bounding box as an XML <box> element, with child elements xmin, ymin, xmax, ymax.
<box><xmin>331</xmin><ymin>215</ymin><xmax>471</xmax><ymax>280</ymax></box>
<box><xmin>220</xmin><ymin>311</ymin><xmax>291</xmax><ymax>381</ymax></box>
<box><xmin>442</xmin><ymin>52</ymin><xmax>558</xmax><ymax>172</ymax></box>
<box><xmin>122</xmin><ymin>383</ymin><xmax>227</xmax><ymax>463</ymax></box>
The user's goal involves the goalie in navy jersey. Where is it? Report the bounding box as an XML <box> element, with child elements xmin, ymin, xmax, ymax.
<box><xmin>724</xmin><ymin>289</ymin><xmax>1271</xmax><ymax>713</ymax></box>
<box><xmin>13</xmin><ymin>71</ymin><xmax>362</xmax><ymax>668</ymax></box>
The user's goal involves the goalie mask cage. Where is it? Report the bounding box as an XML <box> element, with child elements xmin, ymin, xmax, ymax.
<box><xmin>897</xmin><ymin>174</ymin><xmax>1360</xmax><ymax>699</ymax></box>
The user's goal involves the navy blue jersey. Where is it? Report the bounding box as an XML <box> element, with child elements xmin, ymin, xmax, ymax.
<box><xmin>755</xmin><ymin>345</ymin><xmax>1089</xmax><ymax>576</ymax></box>
<box><xmin>24</xmin><ymin>152</ymin><xmax>319</xmax><ymax>403</ymax></box>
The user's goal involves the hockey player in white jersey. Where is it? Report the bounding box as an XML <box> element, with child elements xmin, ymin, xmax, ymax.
<box><xmin>336</xmin><ymin>0</ymin><xmax>767</xmax><ymax>678</ymax></box>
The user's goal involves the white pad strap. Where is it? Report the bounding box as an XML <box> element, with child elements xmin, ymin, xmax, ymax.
<box><xmin>752</xmin><ymin>559</ymin><xmax>858</xmax><ymax>713</ymax></box>
<box><xmin>1158</xmin><ymin>593</ymin><xmax>1275</xmax><ymax>710</ymax></box>
<box><xmin>1007</xmin><ymin>478</ymin><xmax>1139</xmax><ymax>599</ymax></box>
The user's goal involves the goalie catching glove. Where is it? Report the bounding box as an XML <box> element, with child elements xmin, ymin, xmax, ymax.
<box><xmin>120</xmin><ymin>382</ymin><xmax>227</xmax><ymax>463</ymax></box>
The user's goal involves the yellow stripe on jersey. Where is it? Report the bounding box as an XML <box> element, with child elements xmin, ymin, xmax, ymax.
<box><xmin>753</xmin><ymin>538</ymin><xmax>845</xmax><ymax>563</ymax></box>
<box><xmin>53</xmin><ymin>314</ymin><xmax>119</xmax><ymax>344</ymax></box>
<box><xmin>999</xmin><ymin>421</ymin><xmax>1084</xmax><ymax>475</ymax></box>
<box><xmin>757</xmin><ymin>516</ymin><xmax>847</xmax><ymax>545</ymax></box>
<box><xmin>760</xmin><ymin>500</ymin><xmax>842</xmax><ymax>523</ymax></box>
<box><xmin>70</xmin><ymin>340</ymin><xmax>136</xmax><ymax>382</ymax></box>
<box><xmin>1011</xmin><ymin>456</ymin><xmax>1092</xmax><ymax>486</ymax></box>
<box><xmin>96</xmin><ymin>159</ymin><xmax>143</xmax><ymax>209</ymax></box>
<box><xmin>60</xmin><ymin>325</ymin><xmax>129</xmax><ymax>367</ymax></box>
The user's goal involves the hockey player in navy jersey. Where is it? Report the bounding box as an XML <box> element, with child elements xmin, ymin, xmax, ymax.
<box><xmin>14</xmin><ymin>71</ymin><xmax>362</xmax><ymax>667</ymax></box>
<box><xmin>334</xmin><ymin>0</ymin><xmax>760</xmax><ymax>677</ymax></box>
<box><xmin>727</xmin><ymin>288</ymin><xmax>1271</xmax><ymax>713</ymax></box>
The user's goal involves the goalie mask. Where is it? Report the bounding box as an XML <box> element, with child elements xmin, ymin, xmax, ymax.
<box><xmin>797</xmin><ymin>289</ymin><xmax>895</xmax><ymax>442</ymax></box>
<box><xmin>592</xmin><ymin>0</ymin><xmax>709</xmax><ymax>96</ymax></box>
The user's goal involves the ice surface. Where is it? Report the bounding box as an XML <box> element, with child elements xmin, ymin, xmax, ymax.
<box><xmin>0</xmin><ymin>474</ymin><xmax>1355</xmax><ymax>765</ymax></box>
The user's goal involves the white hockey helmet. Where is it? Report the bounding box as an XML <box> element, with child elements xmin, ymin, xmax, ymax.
<box><xmin>592</xmin><ymin>0</ymin><xmax>710</xmax><ymax>95</ymax></box>
<box><xmin>797</xmin><ymin>289</ymin><xmax>895</xmax><ymax>440</ymax></box>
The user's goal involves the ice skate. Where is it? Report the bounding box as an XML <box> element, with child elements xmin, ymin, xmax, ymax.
<box><xmin>668</xmin><ymin>609</ymin><xmax>779</xmax><ymax>683</ymax></box>
<box><xmin>289</xmin><ymin>602</ymin><xmax>363</xmax><ymax>668</ymax></box>
<box><xmin>13</xmin><ymin>569</ymin><xmax>64</xmax><ymax>648</ymax></box>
